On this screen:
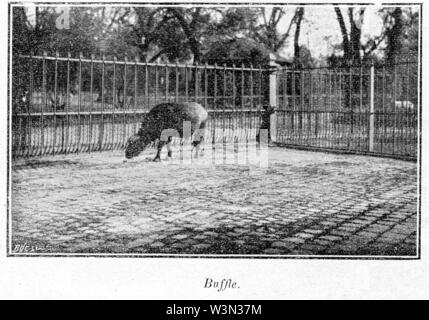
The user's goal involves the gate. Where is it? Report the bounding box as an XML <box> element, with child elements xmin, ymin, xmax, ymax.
<box><xmin>275</xmin><ymin>58</ymin><xmax>419</xmax><ymax>160</ymax></box>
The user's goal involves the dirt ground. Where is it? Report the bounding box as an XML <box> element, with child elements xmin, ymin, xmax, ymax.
<box><xmin>10</xmin><ymin>143</ymin><xmax>418</xmax><ymax>257</ymax></box>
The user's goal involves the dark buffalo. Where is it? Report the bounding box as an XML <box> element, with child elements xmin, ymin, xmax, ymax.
<box><xmin>125</xmin><ymin>102</ymin><xmax>208</xmax><ymax>161</ymax></box>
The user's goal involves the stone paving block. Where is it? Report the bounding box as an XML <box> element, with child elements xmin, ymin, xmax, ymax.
<box><xmin>271</xmin><ymin>241</ymin><xmax>296</xmax><ymax>250</ymax></box>
<box><xmin>172</xmin><ymin>234</ymin><xmax>189</xmax><ymax>240</ymax></box>
<box><xmin>263</xmin><ymin>248</ymin><xmax>283</xmax><ymax>255</ymax></box>
<box><xmin>329</xmin><ymin>230</ymin><xmax>353</xmax><ymax>237</ymax></box>
<box><xmin>337</xmin><ymin>224</ymin><xmax>362</xmax><ymax>233</ymax></box>
<box><xmin>127</xmin><ymin>238</ymin><xmax>154</xmax><ymax>248</ymax></box>
<box><xmin>192</xmin><ymin>243</ymin><xmax>212</xmax><ymax>251</ymax></box>
<box><xmin>318</xmin><ymin>235</ymin><xmax>343</xmax><ymax>242</ymax></box>
<box><xmin>282</xmin><ymin>237</ymin><xmax>306</xmax><ymax>244</ymax></box>
<box><xmin>301</xmin><ymin>229</ymin><xmax>324</xmax><ymax>235</ymax></box>
<box><xmin>377</xmin><ymin>232</ymin><xmax>409</xmax><ymax>244</ymax></box>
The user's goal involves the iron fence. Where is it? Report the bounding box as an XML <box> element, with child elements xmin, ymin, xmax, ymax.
<box><xmin>11</xmin><ymin>53</ymin><xmax>419</xmax><ymax>160</ymax></box>
<box><xmin>12</xmin><ymin>53</ymin><xmax>269</xmax><ymax>157</ymax></box>
<box><xmin>275</xmin><ymin>58</ymin><xmax>419</xmax><ymax>160</ymax></box>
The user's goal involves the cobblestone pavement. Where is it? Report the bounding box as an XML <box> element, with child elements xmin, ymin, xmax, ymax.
<box><xmin>10</xmin><ymin>144</ymin><xmax>418</xmax><ymax>256</ymax></box>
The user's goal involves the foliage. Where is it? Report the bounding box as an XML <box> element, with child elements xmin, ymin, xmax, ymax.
<box><xmin>12</xmin><ymin>5</ymin><xmax>420</xmax><ymax>67</ymax></box>
<box><xmin>202</xmin><ymin>37</ymin><xmax>271</xmax><ymax>67</ymax></box>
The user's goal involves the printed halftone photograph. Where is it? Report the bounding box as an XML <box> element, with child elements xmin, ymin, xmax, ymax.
<box><xmin>8</xmin><ymin>2</ymin><xmax>420</xmax><ymax>257</ymax></box>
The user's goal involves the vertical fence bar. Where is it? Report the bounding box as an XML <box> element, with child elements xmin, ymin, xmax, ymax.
<box><xmin>292</xmin><ymin>69</ymin><xmax>296</xmax><ymax>144</ymax></box>
<box><xmin>395</xmin><ymin>62</ymin><xmax>404</xmax><ymax>154</ymax></box>
<box><xmin>223</xmin><ymin>64</ymin><xmax>227</xmax><ymax>147</ymax></box>
<box><xmin>315</xmin><ymin>70</ymin><xmax>318</xmax><ymax>146</ymax></box>
<box><xmin>165</xmin><ymin>62</ymin><xmax>169</xmax><ymax>102</ymax></box>
<box><xmin>369</xmin><ymin>63</ymin><xmax>375</xmax><ymax>152</ymax></box>
<box><xmin>299</xmin><ymin>70</ymin><xmax>304</xmax><ymax>145</ymax></box>
<box><xmin>89</xmin><ymin>54</ymin><xmax>94</xmax><ymax>152</ymax></box>
<box><xmin>282</xmin><ymin>68</ymin><xmax>286</xmax><ymax>130</ymax></box>
<box><xmin>195</xmin><ymin>63</ymin><xmax>199</xmax><ymax>104</ymax></box>
<box><xmin>59</xmin><ymin>55</ymin><xmax>65</xmax><ymax>154</ymax></box>
<box><xmin>16</xmin><ymin>57</ymin><xmax>23</xmax><ymax>157</ymax></box>
<box><xmin>155</xmin><ymin>60</ymin><xmax>159</xmax><ymax>106</ymax></box>
<box><xmin>232</xmin><ymin>64</ymin><xmax>236</xmax><ymax>140</ymax></box>
<box><xmin>258</xmin><ymin>67</ymin><xmax>262</xmax><ymax>139</ymax></box>
<box><xmin>112</xmin><ymin>56</ymin><xmax>117</xmax><ymax>149</ymax></box>
<box><xmin>41</xmin><ymin>51</ymin><xmax>47</xmax><ymax>156</ymax></box>
<box><xmin>349</xmin><ymin>65</ymin><xmax>353</xmax><ymax>150</ymax></box>
<box><xmin>249</xmin><ymin>64</ymin><xmax>254</xmax><ymax>141</ymax></box>
<box><xmin>329</xmin><ymin>68</ymin><xmax>333</xmax><ymax>149</ymax></box>
<box><xmin>308</xmin><ymin>70</ymin><xmax>312</xmax><ymax>146</ymax></box>
<box><xmin>213</xmin><ymin>63</ymin><xmax>218</xmax><ymax>144</ymax></box>
<box><xmin>99</xmin><ymin>55</ymin><xmax>105</xmax><ymax>151</ymax></box>
<box><xmin>203</xmin><ymin>62</ymin><xmax>209</xmax><ymax>142</ymax></box>
<box><xmin>204</xmin><ymin>63</ymin><xmax>208</xmax><ymax>110</ymax></box>
<box><xmin>405</xmin><ymin>57</ymin><xmax>411</xmax><ymax>156</ymax></box>
<box><xmin>338</xmin><ymin>68</ymin><xmax>343</xmax><ymax>148</ymax></box>
<box><xmin>78</xmin><ymin>52</ymin><xmax>83</xmax><ymax>153</ymax></box>
<box><xmin>185</xmin><ymin>63</ymin><xmax>188</xmax><ymax>102</ymax></box>
<box><xmin>65</xmin><ymin>52</ymin><xmax>71</xmax><ymax>154</ymax></box>
<box><xmin>331</xmin><ymin>69</ymin><xmax>336</xmax><ymax>147</ymax></box>
<box><xmin>239</xmin><ymin>63</ymin><xmax>244</xmax><ymax>139</ymax></box>
<box><xmin>322</xmin><ymin>70</ymin><xmax>325</xmax><ymax>147</ymax></box>
<box><xmin>122</xmin><ymin>57</ymin><xmax>127</xmax><ymax>148</ymax></box>
<box><xmin>381</xmin><ymin>64</ymin><xmax>386</xmax><ymax>154</ymax></box>
<box><xmin>28</xmin><ymin>54</ymin><xmax>34</xmax><ymax>156</ymax></box>
<box><xmin>393</xmin><ymin>57</ymin><xmax>397</xmax><ymax>154</ymax></box>
<box><xmin>134</xmin><ymin>57</ymin><xmax>138</xmax><ymax>136</ymax></box>
<box><xmin>53</xmin><ymin>51</ymin><xmax>58</xmax><ymax>155</ymax></box>
<box><xmin>203</xmin><ymin>63</ymin><xmax>209</xmax><ymax>145</ymax></box>
<box><xmin>359</xmin><ymin>64</ymin><xmax>363</xmax><ymax>150</ymax></box>
<box><xmin>175</xmin><ymin>60</ymin><xmax>179</xmax><ymax>102</ymax></box>
<box><xmin>109</xmin><ymin>56</ymin><xmax>116</xmax><ymax>149</ymax></box>
<box><xmin>144</xmin><ymin>59</ymin><xmax>149</xmax><ymax>109</ymax></box>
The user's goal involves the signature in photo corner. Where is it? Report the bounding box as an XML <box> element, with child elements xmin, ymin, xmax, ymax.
<box><xmin>12</xmin><ymin>241</ymin><xmax>52</xmax><ymax>254</ymax></box>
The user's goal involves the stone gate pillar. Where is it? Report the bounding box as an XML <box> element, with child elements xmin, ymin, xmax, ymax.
<box><xmin>269</xmin><ymin>53</ymin><xmax>278</xmax><ymax>143</ymax></box>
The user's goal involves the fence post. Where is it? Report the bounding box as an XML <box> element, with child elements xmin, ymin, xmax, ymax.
<box><xmin>369</xmin><ymin>62</ymin><xmax>375</xmax><ymax>152</ymax></box>
<box><xmin>269</xmin><ymin>53</ymin><xmax>278</xmax><ymax>142</ymax></box>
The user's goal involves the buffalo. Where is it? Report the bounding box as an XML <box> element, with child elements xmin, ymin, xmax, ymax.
<box><xmin>125</xmin><ymin>102</ymin><xmax>208</xmax><ymax>161</ymax></box>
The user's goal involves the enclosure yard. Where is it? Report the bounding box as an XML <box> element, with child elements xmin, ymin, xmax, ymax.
<box><xmin>11</xmin><ymin>145</ymin><xmax>417</xmax><ymax>256</ymax></box>
<box><xmin>10</xmin><ymin>54</ymin><xmax>419</xmax><ymax>257</ymax></box>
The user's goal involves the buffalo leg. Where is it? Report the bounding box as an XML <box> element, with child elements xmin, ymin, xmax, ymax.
<box><xmin>166</xmin><ymin>136</ymin><xmax>173</xmax><ymax>159</ymax></box>
<box><xmin>153</xmin><ymin>140</ymin><xmax>166</xmax><ymax>162</ymax></box>
<box><xmin>192</xmin><ymin>136</ymin><xmax>204</xmax><ymax>158</ymax></box>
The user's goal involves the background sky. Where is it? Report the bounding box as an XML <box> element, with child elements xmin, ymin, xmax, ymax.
<box><xmin>276</xmin><ymin>6</ymin><xmax>384</xmax><ymax>59</ymax></box>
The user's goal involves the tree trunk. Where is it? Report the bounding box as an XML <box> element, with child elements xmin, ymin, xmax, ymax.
<box><xmin>334</xmin><ymin>7</ymin><xmax>351</xmax><ymax>63</ymax></box>
<box><xmin>294</xmin><ymin>7</ymin><xmax>304</xmax><ymax>67</ymax></box>
<box><xmin>348</xmin><ymin>8</ymin><xmax>365</xmax><ymax>64</ymax></box>
<box><xmin>386</xmin><ymin>8</ymin><xmax>403</xmax><ymax>63</ymax></box>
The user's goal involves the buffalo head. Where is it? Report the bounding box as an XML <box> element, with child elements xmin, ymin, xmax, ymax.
<box><xmin>125</xmin><ymin>134</ymin><xmax>146</xmax><ymax>159</ymax></box>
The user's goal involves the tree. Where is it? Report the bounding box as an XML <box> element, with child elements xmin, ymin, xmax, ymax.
<box><xmin>119</xmin><ymin>7</ymin><xmax>254</xmax><ymax>63</ymax></box>
<box><xmin>166</xmin><ymin>7</ymin><xmax>212</xmax><ymax>63</ymax></box>
<box><xmin>108</xmin><ymin>7</ymin><xmax>190</xmax><ymax>62</ymax></box>
<box><xmin>379</xmin><ymin>7</ymin><xmax>419</xmax><ymax>63</ymax></box>
<box><xmin>202</xmin><ymin>37</ymin><xmax>271</xmax><ymax>67</ymax></box>
<box><xmin>251</xmin><ymin>7</ymin><xmax>303</xmax><ymax>53</ymax></box>
<box><xmin>333</xmin><ymin>6</ymin><xmax>419</xmax><ymax>65</ymax></box>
